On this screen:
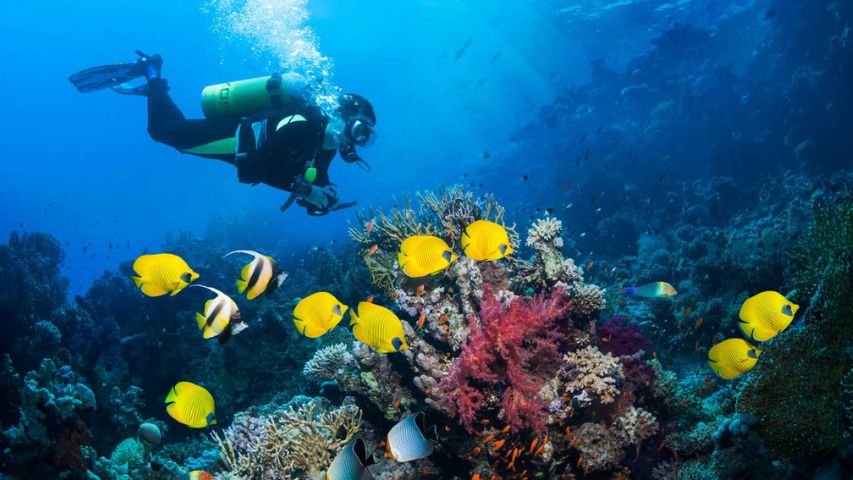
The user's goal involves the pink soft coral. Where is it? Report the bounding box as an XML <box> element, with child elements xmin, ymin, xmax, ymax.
<box><xmin>440</xmin><ymin>285</ymin><xmax>570</xmax><ymax>432</ymax></box>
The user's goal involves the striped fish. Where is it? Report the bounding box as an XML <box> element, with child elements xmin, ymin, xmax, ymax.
<box><xmin>325</xmin><ymin>438</ymin><xmax>375</xmax><ymax>480</ymax></box>
<box><xmin>349</xmin><ymin>302</ymin><xmax>408</xmax><ymax>353</ymax></box>
<box><xmin>192</xmin><ymin>285</ymin><xmax>247</xmax><ymax>344</ymax></box>
<box><xmin>385</xmin><ymin>412</ymin><xmax>435</xmax><ymax>462</ymax></box>
<box><xmin>225</xmin><ymin>250</ymin><xmax>287</xmax><ymax>300</ymax></box>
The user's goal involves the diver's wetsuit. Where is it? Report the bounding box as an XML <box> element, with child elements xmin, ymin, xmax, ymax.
<box><xmin>146</xmin><ymin>78</ymin><xmax>335</xmax><ymax>192</ymax></box>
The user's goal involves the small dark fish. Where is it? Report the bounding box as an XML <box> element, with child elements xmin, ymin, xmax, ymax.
<box><xmin>580</xmin><ymin>134</ymin><xmax>586</xmax><ymax>144</ymax></box>
<box><xmin>584</xmin><ymin>149</ymin><xmax>591</xmax><ymax>160</ymax></box>
<box><xmin>65</xmin><ymin>241</ymin><xmax>70</xmax><ymax>246</ymax></box>
<box><xmin>453</xmin><ymin>38</ymin><xmax>474</xmax><ymax>62</ymax></box>
<box><xmin>522</xmin><ymin>175</ymin><xmax>529</xmax><ymax>181</ymax></box>
<box><xmin>596</xmin><ymin>125</ymin><xmax>603</xmax><ymax>135</ymax></box>
<box><xmin>490</xmin><ymin>52</ymin><xmax>502</xmax><ymax>63</ymax></box>
<box><xmin>765</xmin><ymin>9</ymin><xmax>777</xmax><ymax>20</ymax></box>
<box><xmin>575</xmin><ymin>156</ymin><xmax>581</xmax><ymax>167</ymax></box>
<box><xmin>479</xmin><ymin>183</ymin><xmax>483</xmax><ymax>188</ymax></box>
<box><xmin>546</xmin><ymin>207</ymin><xmax>554</xmax><ymax>215</ymax></box>
<box><xmin>463</xmin><ymin>172</ymin><xmax>469</xmax><ymax>178</ymax></box>
<box><xmin>19</xmin><ymin>222</ymin><xmax>23</xmax><ymax>228</ymax></box>
<box><xmin>591</xmin><ymin>195</ymin><xmax>598</xmax><ymax>204</ymax></box>
<box><xmin>482</xmin><ymin>150</ymin><xmax>490</xmax><ymax>159</ymax></box>
<box><xmin>82</xmin><ymin>246</ymin><xmax>88</xmax><ymax>253</ymax></box>
<box><xmin>659</xmin><ymin>173</ymin><xmax>668</xmax><ymax>182</ymax></box>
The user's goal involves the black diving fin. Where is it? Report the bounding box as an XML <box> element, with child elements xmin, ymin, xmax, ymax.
<box><xmin>69</xmin><ymin>50</ymin><xmax>160</xmax><ymax>93</ymax></box>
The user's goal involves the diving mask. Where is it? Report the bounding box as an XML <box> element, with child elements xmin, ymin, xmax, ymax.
<box><xmin>348</xmin><ymin>119</ymin><xmax>377</xmax><ymax>147</ymax></box>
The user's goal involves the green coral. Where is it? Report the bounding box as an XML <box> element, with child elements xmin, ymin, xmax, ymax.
<box><xmin>735</xmin><ymin>195</ymin><xmax>853</xmax><ymax>462</ymax></box>
<box><xmin>110</xmin><ymin>437</ymin><xmax>146</xmax><ymax>467</ymax></box>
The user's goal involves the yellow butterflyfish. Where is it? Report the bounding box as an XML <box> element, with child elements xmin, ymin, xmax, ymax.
<box><xmin>708</xmin><ymin>338</ymin><xmax>761</xmax><ymax>379</ymax></box>
<box><xmin>349</xmin><ymin>301</ymin><xmax>408</xmax><ymax>353</ymax></box>
<box><xmin>165</xmin><ymin>381</ymin><xmax>216</xmax><ymax>428</ymax></box>
<box><xmin>293</xmin><ymin>292</ymin><xmax>347</xmax><ymax>338</ymax></box>
<box><xmin>397</xmin><ymin>236</ymin><xmax>457</xmax><ymax>277</ymax></box>
<box><xmin>461</xmin><ymin>220</ymin><xmax>513</xmax><ymax>261</ymax></box>
<box><xmin>738</xmin><ymin>291</ymin><xmax>798</xmax><ymax>341</ymax></box>
<box><xmin>130</xmin><ymin>253</ymin><xmax>199</xmax><ymax>297</ymax></box>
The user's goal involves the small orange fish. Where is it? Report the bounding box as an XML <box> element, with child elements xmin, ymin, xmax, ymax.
<box><xmin>441</xmin><ymin>324</ymin><xmax>449</xmax><ymax>332</ymax></box>
<box><xmin>393</xmin><ymin>399</ymin><xmax>400</xmax><ymax>408</ymax></box>
<box><xmin>391</xmin><ymin>291</ymin><xmax>399</xmax><ymax>299</ymax></box>
<box><xmin>501</xmin><ymin>425</ymin><xmax>510</xmax><ymax>433</ymax></box>
<box><xmin>416</xmin><ymin>284</ymin><xmax>425</xmax><ymax>298</ymax></box>
<box><xmin>480</xmin><ymin>419</ymin><xmax>490</xmax><ymax>425</ymax></box>
<box><xmin>365</xmin><ymin>219</ymin><xmax>375</xmax><ymax>235</ymax></box>
<box><xmin>439</xmin><ymin>314</ymin><xmax>448</xmax><ymax>324</ymax></box>
<box><xmin>492</xmin><ymin>439</ymin><xmax>506</xmax><ymax>451</ymax></box>
<box><xmin>542</xmin><ymin>435</ymin><xmax>549</xmax><ymax>445</ymax></box>
<box><xmin>471</xmin><ymin>447</ymin><xmax>482</xmax><ymax>455</ymax></box>
<box><xmin>483</xmin><ymin>433</ymin><xmax>496</xmax><ymax>443</ymax></box>
<box><xmin>652</xmin><ymin>351</ymin><xmax>658</xmax><ymax>359</ymax></box>
<box><xmin>417</xmin><ymin>313</ymin><xmax>426</xmax><ymax>329</ymax></box>
<box><xmin>472</xmin><ymin>475</ymin><xmax>480</xmax><ymax>480</ymax></box>
<box><xmin>366</xmin><ymin>296</ymin><xmax>374</xmax><ymax>303</ymax></box>
<box><xmin>585</xmin><ymin>261</ymin><xmax>594</xmax><ymax>271</ymax></box>
<box><xmin>678</xmin><ymin>400</ymin><xmax>688</xmax><ymax>408</ymax></box>
<box><xmin>601</xmin><ymin>333</ymin><xmax>612</xmax><ymax>343</ymax></box>
<box><xmin>711</xmin><ymin>334</ymin><xmax>720</xmax><ymax>343</ymax></box>
<box><xmin>694</xmin><ymin>317</ymin><xmax>703</xmax><ymax>330</ymax></box>
<box><xmin>528</xmin><ymin>438</ymin><xmax>538</xmax><ymax>454</ymax></box>
<box><xmin>683</xmin><ymin>306</ymin><xmax>692</xmax><ymax>318</ymax></box>
<box><xmin>577</xmin><ymin>455</ymin><xmax>584</xmax><ymax>467</ymax></box>
<box><xmin>368</xmin><ymin>244</ymin><xmax>378</xmax><ymax>255</ymax></box>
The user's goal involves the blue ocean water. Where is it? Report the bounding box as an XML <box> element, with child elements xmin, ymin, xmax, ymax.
<box><xmin>1</xmin><ymin>0</ymin><xmax>764</xmax><ymax>294</ymax></box>
<box><xmin>1</xmin><ymin>0</ymin><xmax>850</xmax><ymax>479</ymax></box>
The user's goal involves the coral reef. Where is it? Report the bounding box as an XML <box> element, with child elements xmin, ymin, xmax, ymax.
<box><xmin>213</xmin><ymin>396</ymin><xmax>362</xmax><ymax>479</ymax></box>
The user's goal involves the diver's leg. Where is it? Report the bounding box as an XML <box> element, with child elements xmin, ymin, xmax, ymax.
<box><xmin>146</xmin><ymin>79</ymin><xmax>238</xmax><ymax>163</ymax></box>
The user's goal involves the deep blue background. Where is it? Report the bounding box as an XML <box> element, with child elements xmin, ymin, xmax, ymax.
<box><xmin>0</xmin><ymin>0</ymin><xmax>764</xmax><ymax>293</ymax></box>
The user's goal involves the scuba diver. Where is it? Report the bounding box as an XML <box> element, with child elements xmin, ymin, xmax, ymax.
<box><xmin>69</xmin><ymin>51</ymin><xmax>376</xmax><ymax>216</ymax></box>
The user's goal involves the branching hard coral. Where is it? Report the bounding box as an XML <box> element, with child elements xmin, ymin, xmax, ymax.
<box><xmin>348</xmin><ymin>186</ymin><xmax>516</xmax><ymax>293</ymax></box>
<box><xmin>570</xmin><ymin>283</ymin><xmax>606</xmax><ymax>318</ymax></box>
<box><xmin>302</xmin><ymin>344</ymin><xmax>357</xmax><ymax>383</ymax></box>
<box><xmin>440</xmin><ymin>286</ymin><xmax>570</xmax><ymax>432</ymax></box>
<box><xmin>571</xmin><ymin>422</ymin><xmax>624</xmax><ymax>472</ymax></box>
<box><xmin>213</xmin><ymin>398</ymin><xmax>362</xmax><ymax>480</ymax></box>
<box><xmin>518</xmin><ymin>217</ymin><xmax>585</xmax><ymax>292</ymax></box>
<box><xmin>559</xmin><ymin>346</ymin><xmax>624</xmax><ymax>407</ymax></box>
<box><xmin>611</xmin><ymin>406</ymin><xmax>658</xmax><ymax>446</ymax></box>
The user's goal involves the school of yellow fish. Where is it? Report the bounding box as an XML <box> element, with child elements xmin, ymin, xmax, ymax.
<box><xmin>125</xmin><ymin>221</ymin><xmax>516</xmax><ymax>478</ymax></box>
<box><xmin>129</xmin><ymin>220</ymin><xmax>793</xmax><ymax>477</ymax></box>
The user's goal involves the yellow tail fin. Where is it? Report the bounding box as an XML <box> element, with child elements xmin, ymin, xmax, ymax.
<box><xmin>236</xmin><ymin>279</ymin><xmax>247</xmax><ymax>293</ymax></box>
<box><xmin>196</xmin><ymin>313</ymin><xmax>206</xmax><ymax>330</ymax></box>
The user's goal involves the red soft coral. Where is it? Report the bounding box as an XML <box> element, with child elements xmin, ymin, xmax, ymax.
<box><xmin>441</xmin><ymin>286</ymin><xmax>570</xmax><ymax>432</ymax></box>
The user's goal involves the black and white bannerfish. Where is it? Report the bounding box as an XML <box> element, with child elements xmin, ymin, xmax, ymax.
<box><xmin>192</xmin><ymin>285</ymin><xmax>247</xmax><ymax>344</ymax></box>
<box><xmin>325</xmin><ymin>438</ymin><xmax>375</xmax><ymax>480</ymax></box>
<box><xmin>384</xmin><ymin>412</ymin><xmax>436</xmax><ymax>462</ymax></box>
<box><xmin>224</xmin><ymin>250</ymin><xmax>287</xmax><ymax>300</ymax></box>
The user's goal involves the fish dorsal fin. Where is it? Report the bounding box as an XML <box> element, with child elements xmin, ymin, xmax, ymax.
<box><xmin>354</xmin><ymin>438</ymin><xmax>376</xmax><ymax>467</ymax></box>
